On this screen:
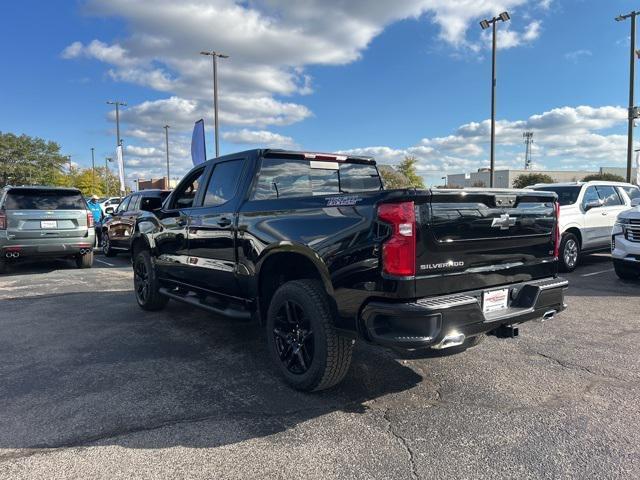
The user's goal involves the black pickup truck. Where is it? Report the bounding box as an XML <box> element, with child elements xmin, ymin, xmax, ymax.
<box><xmin>130</xmin><ymin>149</ymin><xmax>567</xmax><ymax>391</ymax></box>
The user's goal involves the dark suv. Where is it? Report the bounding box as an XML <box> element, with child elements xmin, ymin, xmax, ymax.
<box><xmin>102</xmin><ymin>189</ymin><xmax>170</xmax><ymax>257</ymax></box>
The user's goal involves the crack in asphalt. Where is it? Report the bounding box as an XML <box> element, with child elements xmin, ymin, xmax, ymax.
<box><xmin>383</xmin><ymin>408</ymin><xmax>419</xmax><ymax>480</ymax></box>
<box><xmin>534</xmin><ymin>351</ymin><xmax>601</xmax><ymax>377</ymax></box>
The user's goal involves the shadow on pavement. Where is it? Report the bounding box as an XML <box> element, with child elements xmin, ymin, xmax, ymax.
<box><xmin>0</xmin><ymin>255</ymin><xmax>126</xmax><ymax>277</ymax></box>
<box><xmin>0</xmin><ymin>291</ymin><xmax>422</xmax><ymax>452</ymax></box>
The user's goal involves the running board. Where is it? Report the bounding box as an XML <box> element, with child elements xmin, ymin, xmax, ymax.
<box><xmin>158</xmin><ymin>287</ymin><xmax>251</xmax><ymax>320</ymax></box>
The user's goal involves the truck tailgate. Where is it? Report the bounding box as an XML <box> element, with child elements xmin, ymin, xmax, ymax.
<box><xmin>414</xmin><ymin>189</ymin><xmax>557</xmax><ymax>297</ymax></box>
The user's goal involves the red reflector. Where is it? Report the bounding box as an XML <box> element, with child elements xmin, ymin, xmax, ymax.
<box><xmin>87</xmin><ymin>211</ymin><xmax>94</xmax><ymax>228</ymax></box>
<box><xmin>377</xmin><ymin>201</ymin><xmax>416</xmax><ymax>276</ymax></box>
<box><xmin>553</xmin><ymin>201</ymin><xmax>560</xmax><ymax>259</ymax></box>
<box><xmin>0</xmin><ymin>211</ymin><xmax>6</xmax><ymax>230</ymax></box>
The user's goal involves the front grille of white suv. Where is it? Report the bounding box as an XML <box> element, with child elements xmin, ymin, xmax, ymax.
<box><xmin>627</xmin><ymin>220</ymin><xmax>640</xmax><ymax>242</ymax></box>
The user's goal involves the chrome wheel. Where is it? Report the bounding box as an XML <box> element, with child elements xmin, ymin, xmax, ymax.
<box><xmin>134</xmin><ymin>257</ymin><xmax>149</xmax><ymax>304</ymax></box>
<box><xmin>564</xmin><ymin>239</ymin><xmax>578</xmax><ymax>268</ymax></box>
<box><xmin>273</xmin><ymin>300</ymin><xmax>314</xmax><ymax>375</ymax></box>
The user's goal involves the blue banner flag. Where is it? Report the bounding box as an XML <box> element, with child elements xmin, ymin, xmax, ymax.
<box><xmin>191</xmin><ymin>119</ymin><xmax>207</xmax><ymax>166</ymax></box>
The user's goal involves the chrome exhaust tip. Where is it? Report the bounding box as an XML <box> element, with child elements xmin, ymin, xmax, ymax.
<box><xmin>6</xmin><ymin>251</ymin><xmax>19</xmax><ymax>258</ymax></box>
<box><xmin>541</xmin><ymin>309</ymin><xmax>557</xmax><ymax>322</ymax></box>
<box><xmin>432</xmin><ymin>331</ymin><xmax>466</xmax><ymax>350</ymax></box>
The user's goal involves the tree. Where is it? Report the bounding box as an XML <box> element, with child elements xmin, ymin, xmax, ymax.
<box><xmin>471</xmin><ymin>180</ymin><xmax>487</xmax><ymax>188</ymax></box>
<box><xmin>582</xmin><ymin>173</ymin><xmax>626</xmax><ymax>182</ymax></box>
<box><xmin>378</xmin><ymin>165</ymin><xmax>411</xmax><ymax>189</ymax></box>
<box><xmin>396</xmin><ymin>156</ymin><xmax>425</xmax><ymax>189</ymax></box>
<box><xmin>0</xmin><ymin>132</ymin><xmax>68</xmax><ymax>187</ymax></box>
<box><xmin>512</xmin><ymin>172</ymin><xmax>554</xmax><ymax>189</ymax></box>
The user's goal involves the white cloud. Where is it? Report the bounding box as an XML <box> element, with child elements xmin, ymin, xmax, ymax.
<box><xmin>222</xmin><ymin>129</ymin><xmax>297</xmax><ymax>148</ymax></box>
<box><xmin>564</xmin><ymin>49</ymin><xmax>592</xmax><ymax>62</ymax></box>
<box><xmin>63</xmin><ymin>0</ymin><xmax>552</xmax><ymax>182</ymax></box>
<box><xmin>341</xmin><ymin>105</ymin><xmax>629</xmax><ymax>183</ymax></box>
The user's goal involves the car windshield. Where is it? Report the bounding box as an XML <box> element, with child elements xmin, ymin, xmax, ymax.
<box><xmin>531</xmin><ymin>186</ymin><xmax>581</xmax><ymax>206</ymax></box>
<box><xmin>4</xmin><ymin>189</ymin><xmax>86</xmax><ymax>210</ymax></box>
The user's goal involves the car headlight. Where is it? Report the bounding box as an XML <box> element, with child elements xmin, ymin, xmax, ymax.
<box><xmin>612</xmin><ymin>222</ymin><xmax>625</xmax><ymax>235</ymax></box>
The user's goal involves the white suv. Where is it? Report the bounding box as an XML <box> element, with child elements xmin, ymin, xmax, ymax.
<box><xmin>530</xmin><ymin>181</ymin><xmax>640</xmax><ymax>271</ymax></box>
<box><xmin>612</xmin><ymin>197</ymin><xmax>640</xmax><ymax>280</ymax></box>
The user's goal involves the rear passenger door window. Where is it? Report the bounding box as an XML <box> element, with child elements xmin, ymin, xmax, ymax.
<box><xmin>595</xmin><ymin>186</ymin><xmax>622</xmax><ymax>206</ymax></box>
<box><xmin>203</xmin><ymin>159</ymin><xmax>245</xmax><ymax>207</ymax></box>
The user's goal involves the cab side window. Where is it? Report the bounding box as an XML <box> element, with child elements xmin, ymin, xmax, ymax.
<box><xmin>170</xmin><ymin>167</ymin><xmax>206</xmax><ymax>209</ymax></box>
<box><xmin>203</xmin><ymin>159</ymin><xmax>245</xmax><ymax>207</ymax></box>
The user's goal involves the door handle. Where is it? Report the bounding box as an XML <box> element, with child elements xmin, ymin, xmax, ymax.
<box><xmin>601</xmin><ymin>212</ymin><xmax>608</xmax><ymax>216</ymax></box>
<box><xmin>217</xmin><ymin>217</ymin><xmax>232</xmax><ymax>227</ymax></box>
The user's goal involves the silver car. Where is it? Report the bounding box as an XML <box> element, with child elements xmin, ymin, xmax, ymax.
<box><xmin>0</xmin><ymin>186</ymin><xmax>95</xmax><ymax>273</ymax></box>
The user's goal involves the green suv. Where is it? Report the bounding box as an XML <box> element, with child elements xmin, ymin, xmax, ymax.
<box><xmin>0</xmin><ymin>186</ymin><xmax>95</xmax><ymax>273</ymax></box>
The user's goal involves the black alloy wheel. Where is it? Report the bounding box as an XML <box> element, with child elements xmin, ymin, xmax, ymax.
<box><xmin>133</xmin><ymin>250</ymin><xmax>168</xmax><ymax>311</ymax></box>
<box><xmin>273</xmin><ymin>300</ymin><xmax>314</xmax><ymax>375</ymax></box>
<box><xmin>134</xmin><ymin>256</ymin><xmax>150</xmax><ymax>304</ymax></box>
<box><xmin>266</xmin><ymin>279</ymin><xmax>353</xmax><ymax>391</ymax></box>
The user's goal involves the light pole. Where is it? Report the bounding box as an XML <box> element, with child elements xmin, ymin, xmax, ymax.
<box><xmin>66</xmin><ymin>155</ymin><xmax>72</xmax><ymax>174</ymax></box>
<box><xmin>480</xmin><ymin>11</ymin><xmax>510</xmax><ymax>188</ymax></box>
<box><xmin>616</xmin><ymin>11</ymin><xmax>639</xmax><ymax>183</ymax></box>
<box><xmin>199</xmin><ymin>50</ymin><xmax>229</xmax><ymax>157</ymax></box>
<box><xmin>163</xmin><ymin>124</ymin><xmax>170</xmax><ymax>187</ymax></box>
<box><xmin>90</xmin><ymin>147</ymin><xmax>95</xmax><ymax>194</ymax></box>
<box><xmin>107</xmin><ymin>100</ymin><xmax>127</xmax><ymax>184</ymax></box>
<box><xmin>105</xmin><ymin>157</ymin><xmax>113</xmax><ymax>196</ymax></box>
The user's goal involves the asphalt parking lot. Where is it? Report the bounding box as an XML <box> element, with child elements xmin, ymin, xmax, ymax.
<box><xmin>0</xmin><ymin>253</ymin><xmax>638</xmax><ymax>479</ymax></box>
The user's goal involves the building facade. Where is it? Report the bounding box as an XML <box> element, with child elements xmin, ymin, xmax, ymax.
<box><xmin>446</xmin><ymin>166</ymin><xmax>637</xmax><ymax>188</ymax></box>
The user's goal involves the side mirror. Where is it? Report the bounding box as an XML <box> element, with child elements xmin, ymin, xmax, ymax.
<box><xmin>105</xmin><ymin>207</ymin><xmax>115</xmax><ymax>215</ymax></box>
<box><xmin>631</xmin><ymin>198</ymin><xmax>640</xmax><ymax>207</ymax></box>
<box><xmin>583</xmin><ymin>200</ymin><xmax>601</xmax><ymax>211</ymax></box>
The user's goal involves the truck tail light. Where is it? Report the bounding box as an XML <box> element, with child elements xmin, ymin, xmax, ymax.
<box><xmin>377</xmin><ymin>201</ymin><xmax>416</xmax><ymax>276</ymax></box>
<box><xmin>553</xmin><ymin>201</ymin><xmax>560</xmax><ymax>259</ymax></box>
<box><xmin>0</xmin><ymin>210</ymin><xmax>5</xmax><ymax>230</ymax></box>
<box><xmin>87</xmin><ymin>211</ymin><xmax>94</xmax><ymax>228</ymax></box>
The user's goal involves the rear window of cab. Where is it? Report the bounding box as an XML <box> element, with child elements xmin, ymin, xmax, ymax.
<box><xmin>251</xmin><ymin>158</ymin><xmax>382</xmax><ymax>200</ymax></box>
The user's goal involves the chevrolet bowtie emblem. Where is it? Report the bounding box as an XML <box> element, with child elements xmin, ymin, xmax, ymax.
<box><xmin>491</xmin><ymin>213</ymin><xmax>516</xmax><ymax>230</ymax></box>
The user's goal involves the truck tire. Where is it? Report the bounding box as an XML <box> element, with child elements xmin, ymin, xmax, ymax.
<box><xmin>75</xmin><ymin>251</ymin><xmax>94</xmax><ymax>268</ymax></box>
<box><xmin>102</xmin><ymin>231</ymin><xmax>117</xmax><ymax>257</ymax></box>
<box><xmin>614</xmin><ymin>260</ymin><xmax>639</xmax><ymax>280</ymax></box>
<box><xmin>559</xmin><ymin>233</ymin><xmax>580</xmax><ymax>272</ymax></box>
<box><xmin>133</xmin><ymin>249</ymin><xmax>169</xmax><ymax>311</ymax></box>
<box><xmin>266</xmin><ymin>279</ymin><xmax>353</xmax><ymax>392</ymax></box>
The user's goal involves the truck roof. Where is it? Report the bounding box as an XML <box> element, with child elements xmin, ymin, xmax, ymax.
<box><xmin>208</xmin><ymin>148</ymin><xmax>376</xmax><ymax>165</ymax></box>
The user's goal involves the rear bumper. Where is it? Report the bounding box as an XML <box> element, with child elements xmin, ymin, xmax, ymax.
<box><xmin>0</xmin><ymin>232</ymin><xmax>95</xmax><ymax>258</ymax></box>
<box><xmin>360</xmin><ymin>277</ymin><xmax>568</xmax><ymax>350</ymax></box>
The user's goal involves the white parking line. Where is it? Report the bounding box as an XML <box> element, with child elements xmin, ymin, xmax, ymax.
<box><xmin>581</xmin><ymin>268</ymin><xmax>614</xmax><ymax>277</ymax></box>
<box><xmin>95</xmin><ymin>259</ymin><xmax>115</xmax><ymax>267</ymax></box>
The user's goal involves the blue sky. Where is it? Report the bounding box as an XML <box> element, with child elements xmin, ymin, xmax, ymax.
<box><xmin>0</xmin><ymin>0</ymin><xmax>637</xmax><ymax>185</ymax></box>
